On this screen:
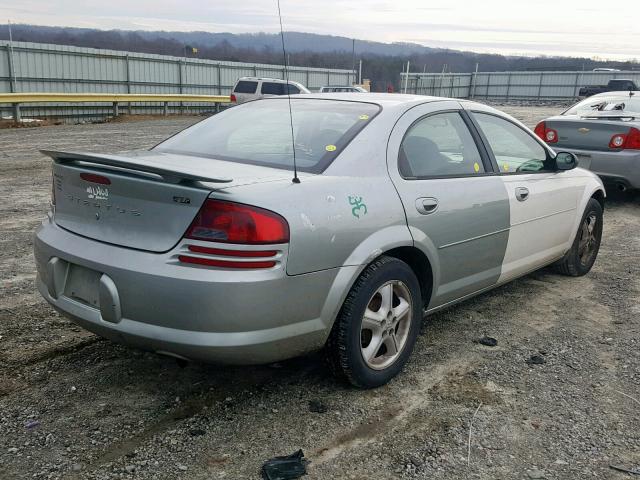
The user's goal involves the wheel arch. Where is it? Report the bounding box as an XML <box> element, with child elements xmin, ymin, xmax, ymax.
<box><xmin>591</xmin><ymin>188</ymin><xmax>605</xmax><ymax>210</ymax></box>
<box><xmin>383</xmin><ymin>246</ymin><xmax>433</xmax><ymax>309</ymax></box>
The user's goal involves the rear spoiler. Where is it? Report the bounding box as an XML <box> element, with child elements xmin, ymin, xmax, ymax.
<box><xmin>579</xmin><ymin>113</ymin><xmax>638</xmax><ymax>121</ymax></box>
<box><xmin>41</xmin><ymin>150</ymin><xmax>233</xmax><ymax>184</ymax></box>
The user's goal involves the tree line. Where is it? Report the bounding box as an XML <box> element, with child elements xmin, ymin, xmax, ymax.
<box><xmin>1</xmin><ymin>24</ymin><xmax>637</xmax><ymax>92</ymax></box>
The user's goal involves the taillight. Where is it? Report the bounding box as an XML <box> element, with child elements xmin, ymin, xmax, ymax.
<box><xmin>534</xmin><ymin>121</ymin><xmax>558</xmax><ymax>144</ymax></box>
<box><xmin>230</xmin><ymin>93</ymin><xmax>237</xmax><ymax>103</ymax></box>
<box><xmin>184</xmin><ymin>199</ymin><xmax>289</xmax><ymax>244</ymax></box>
<box><xmin>178</xmin><ymin>256</ymin><xmax>276</xmax><ymax>269</ymax></box>
<box><xmin>186</xmin><ymin>245</ymin><xmax>277</xmax><ymax>257</ymax></box>
<box><xmin>80</xmin><ymin>172</ymin><xmax>111</xmax><ymax>185</ymax></box>
<box><xmin>609</xmin><ymin>134</ymin><xmax>626</xmax><ymax>148</ymax></box>
<box><xmin>609</xmin><ymin>127</ymin><xmax>640</xmax><ymax>150</ymax></box>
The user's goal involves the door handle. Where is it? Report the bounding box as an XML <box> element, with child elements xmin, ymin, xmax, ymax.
<box><xmin>515</xmin><ymin>187</ymin><xmax>530</xmax><ymax>202</ymax></box>
<box><xmin>416</xmin><ymin>197</ymin><xmax>439</xmax><ymax>215</ymax></box>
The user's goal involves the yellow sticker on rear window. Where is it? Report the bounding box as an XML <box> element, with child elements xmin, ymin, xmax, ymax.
<box><xmin>326</xmin><ymin>145</ymin><xmax>337</xmax><ymax>152</ymax></box>
<box><xmin>359</xmin><ymin>114</ymin><xmax>369</xmax><ymax>120</ymax></box>
<box><xmin>474</xmin><ymin>162</ymin><xmax>480</xmax><ymax>173</ymax></box>
<box><xmin>503</xmin><ymin>163</ymin><xmax>509</xmax><ymax>172</ymax></box>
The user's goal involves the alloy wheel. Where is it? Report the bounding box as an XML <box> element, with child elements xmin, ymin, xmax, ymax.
<box><xmin>360</xmin><ymin>280</ymin><xmax>413</xmax><ymax>370</ymax></box>
<box><xmin>578</xmin><ymin>213</ymin><xmax>598</xmax><ymax>265</ymax></box>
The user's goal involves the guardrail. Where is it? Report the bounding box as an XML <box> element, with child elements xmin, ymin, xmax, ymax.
<box><xmin>0</xmin><ymin>93</ymin><xmax>231</xmax><ymax>122</ymax></box>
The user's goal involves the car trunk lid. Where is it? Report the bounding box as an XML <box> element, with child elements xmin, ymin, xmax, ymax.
<box><xmin>545</xmin><ymin>115</ymin><xmax>639</xmax><ymax>151</ymax></box>
<box><xmin>45</xmin><ymin>150</ymin><xmax>295</xmax><ymax>252</ymax></box>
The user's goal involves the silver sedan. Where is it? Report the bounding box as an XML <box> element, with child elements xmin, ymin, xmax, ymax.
<box><xmin>35</xmin><ymin>94</ymin><xmax>605</xmax><ymax>388</ymax></box>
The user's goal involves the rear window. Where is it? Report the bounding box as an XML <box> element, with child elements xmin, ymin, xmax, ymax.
<box><xmin>155</xmin><ymin>99</ymin><xmax>381</xmax><ymax>173</ymax></box>
<box><xmin>233</xmin><ymin>80</ymin><xmax>258</xmax><ymax>94</ymax></box>
<box><xmin>609</xmin><ymin>80</ymin><xmax>634</xmax><ymax>88</ymax></box>
<box><xmin>565</xmin><ymin>95</ymin><xmax>640</xmax><ymax>116</ymax></box>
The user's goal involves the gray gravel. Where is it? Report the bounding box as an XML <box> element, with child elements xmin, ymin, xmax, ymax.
<box><xmin>0</xmin><ymin>106</ymin><xmax>639</xmax><ymax>480</ymax></box>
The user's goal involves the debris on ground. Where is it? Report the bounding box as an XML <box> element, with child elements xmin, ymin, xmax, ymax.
<box><xmin>308</xmin><ymin>400</ymin><xmax>328</xmax><ymax>413</ymax></box>
<box><xmin>261</xmin><ymin>449</ymin><xmax>308</xmax><ymax>480</ymax></box>
<box><xmin>476</xmin><ymin>336</ymin><xmax>498</xmax><ymax>347</ymax></box>
<box><xmin>526</xmin><ymin>468</ymin><xmax>546</xmax><ymax>479</ymax></box>
<box><xmin>610</xmin><ymin>464</ymin><xmax>640</xmax><ymax>475</ymax></box>
<box><xmin>25</xmin><ymin>419</ymin><xmax>40</xmax><ymax>430</ymax></box>
<box><xmin>526</xmin><ymin>355</ymin><xmax>546</xmax><ymax>365</ymax></box>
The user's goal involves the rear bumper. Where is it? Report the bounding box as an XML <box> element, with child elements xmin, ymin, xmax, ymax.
<box><xmin>561</xmin><ymin>147</ymin><xmax>640</xmax><ymax>189</ymax></box>
<box><xmin>34</xmin><ymin>216</ymin><xmax>354</xmax><ymax>364</ymax></box>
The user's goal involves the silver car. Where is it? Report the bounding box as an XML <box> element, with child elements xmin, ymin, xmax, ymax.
<box><xmin>535</xmin><ymin>91</ymin><xmax>640</xmax><ymax>191</ymax></box>
<box><xmin>35</xmin><ymin>94</ymin><xmax>605</xmax><ymax>388</ymax></box>
<box><xmin>319</xmin><ymin>86</ymin><xmax>368</xmax><ymax>93</ymax></box>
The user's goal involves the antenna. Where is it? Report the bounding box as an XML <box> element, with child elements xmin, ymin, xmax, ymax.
<box><xmin>276</xmin><ymin>0</ymin><xmax>300</xmax><ymax>184</ymax></box>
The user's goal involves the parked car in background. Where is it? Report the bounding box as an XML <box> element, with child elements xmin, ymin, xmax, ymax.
<box><xmin>535</xmin><ymin>91</ymin><xmax>640</xmax><ymax>191</ymax></box>
<box><xmin>319</xmin><ymin>85</ymin><xmax>368</xmax><ymax>93</ymax></box>
<box><xmin>578</xmin><ymin>79</ymin><xmax>638</xmax><ymax>97</ymax></box>
<box><xmin>230</xmin><ymin>77</ymin><xmax>310</xmax><ymax>103</ymax></box>
<box><xmin>593</xmin><ymin>68</ymin><xmax>620</xmax><ymax>72</ymax></box>
<box><xmin>35</xmin><ymin>94</ymin><xmax>604</xmax><ymax>388</ymax></box>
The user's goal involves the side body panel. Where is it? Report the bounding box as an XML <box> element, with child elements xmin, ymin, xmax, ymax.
<box><xmin>385</xmin><ymin>100</ymin><xmax>510</xmax><ymax>308</ymax></box>
<box><xmin>208</xmin><ymin>104</ymin><xmax>414</xmax><ymax>276</ymax></box>
<box><xmin>497</xmin><ymin>172</ymin><xmax>583</xmax><ymax>283</ymax></box>
<box><xmin>461</xmin><ymin>101</ymin><xmax>589</xmax><ymax>282</ymax></box>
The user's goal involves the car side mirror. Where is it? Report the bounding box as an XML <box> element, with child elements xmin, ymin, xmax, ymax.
<box><xmin>555</xmin><ymin>152</ymin><xmax>577</xmax><ymax>171</ymax></box>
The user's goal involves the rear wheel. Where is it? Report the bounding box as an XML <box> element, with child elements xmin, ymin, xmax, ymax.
<box><xmin>554</xmin><ymin>198</ymin><xmax>603</xmax><ymax>276</ymax></box>
<box><xmin>325</xmin><ymin>256</ymin><xmax>422</xmax><ymax>388</ymax></box>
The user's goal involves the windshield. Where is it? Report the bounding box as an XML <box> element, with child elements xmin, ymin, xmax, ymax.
<box><xmin>155</xmin><ymin>98</ymin><xmax>380</xmax><ymax>173</ymax></box>
<box><xmin>564</xmin><ymin>95</ymin><xmax>640</xmax><ymax>116</ymax></box>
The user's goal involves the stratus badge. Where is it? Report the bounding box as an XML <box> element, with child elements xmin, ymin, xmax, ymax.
<box><xmin>87</xmin><ymin>185</ymin><xmax>109</xmax><ymax>200</ymax></box>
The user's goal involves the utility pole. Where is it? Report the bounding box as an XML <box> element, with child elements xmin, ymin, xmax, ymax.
<box><xmin>351</xmin><ymin>39</ymin><xmax>356</xmax><ymax>85</ymax></box>
<box><xmin>403</xmin><ymin>61</ymin><xmax>410</xmax><ymax>94</ymax></box>
<box><xmin>7</xmin><ymin>20</ymin><xmax>16</xmax><ymax>92</ymax></box>
<box><xmin>358</xmin><ymin>59</ymin><xmax>362</xmax><ymax>85</ymax></box>
<box><xmin>471</xmin><ymin>62</ymin><xmax>479</xmax><ymax>98</ymax></box>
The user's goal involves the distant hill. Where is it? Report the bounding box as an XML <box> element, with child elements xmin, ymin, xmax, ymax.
<box><xmin>1</xmin><ymin>24</ymin><xmax>638</xmax><ymax>91</ymax></box>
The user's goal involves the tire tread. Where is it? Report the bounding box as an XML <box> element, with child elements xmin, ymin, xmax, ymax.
<box><xmin>324</xmin><ymin>256</ymin><xmax>418</xmax><ymax>388</ymax></box>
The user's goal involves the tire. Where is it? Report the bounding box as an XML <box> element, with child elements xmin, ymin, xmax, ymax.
<box><xmin>554</xmin><ymin>198</ymin><xmax>603</xmax><ymax>277</ymax></box>
<box><xmin>325</xmin><ymin>256</ymin><xmax>423</xmax><ymax>389</ymax></box>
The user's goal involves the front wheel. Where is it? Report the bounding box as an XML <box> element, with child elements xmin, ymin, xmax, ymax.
<box><xmin>554</xmin><ymin>198</ymin><xmax>603</xmax><ymax>276</ymax></box>
<box><xmin>325</xmin><ymin>256</ymin><xmax>423</xmax><ymax>388</ymax></box>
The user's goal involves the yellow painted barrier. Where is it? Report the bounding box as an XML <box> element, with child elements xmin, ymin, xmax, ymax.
<box><xmin>0</xmin><ymin>93</ymin><xmax>231</xmax><ymax>104</ymax></box>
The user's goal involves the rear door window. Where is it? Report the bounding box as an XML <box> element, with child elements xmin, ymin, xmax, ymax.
<box><xmin>261</xmin><ymin>82</ymin><xmax>285</xmax><ymax>95</ymax></box>
<box><xmin>473</xmin><ymin>113</ymin><xmax>551</xmax><ymax>173</ymax></box>
<box><xmin>286</xmin><ymin>84</ymin><xmax>300</xmax><ymax>94</ymax></box>
<box><xmin>399</xmin><ymin>112</ymin><xmax>484</xmax><ymax>178</ymax></box>
<box><xmin>233</xmin><ymin>80</ymin><xmax>258</xmax><ymax>94</ymax></box>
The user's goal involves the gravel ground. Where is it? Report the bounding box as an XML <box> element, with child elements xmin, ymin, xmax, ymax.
<box><xmin>0</xmin><ymin>105</ymin><xmax>639</xmax><ymax>480</ymax></box>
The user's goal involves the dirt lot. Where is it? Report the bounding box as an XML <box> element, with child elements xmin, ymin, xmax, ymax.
<box><xmin>0</xmin><ymin>106</ymin><xmax>638</xmax><ymax>480</ymax></box>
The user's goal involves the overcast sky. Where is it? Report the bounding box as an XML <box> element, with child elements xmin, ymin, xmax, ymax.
<box><xmin>1</xmin><ymin>0</ymin><xmax>637</xmax><ymax>60</ymax></box>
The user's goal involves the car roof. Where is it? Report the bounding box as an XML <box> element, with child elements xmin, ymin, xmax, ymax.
<box><xmin>300</xmin><ymin>92</ymin><xmax>454</xmax><ymax>107</ymax></box>
<box><xmin>238</xmin><ymin>76</ymin><xmax>302</xmax><ymax>83</ymax></box>
<box><xmin>254</xmin><ymin>93</ymin><xmax>506</xmax><ymax>118</ymax></box>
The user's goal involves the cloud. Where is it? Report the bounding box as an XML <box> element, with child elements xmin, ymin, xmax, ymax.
<box><xmin>0</xmin><ymin>0</ymin><xmax>636</xmax><ymax>60</ymax></box>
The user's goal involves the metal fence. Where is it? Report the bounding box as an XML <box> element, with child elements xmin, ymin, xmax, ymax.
<box><xmin>401</xmin><ymin>71</ymin><xmax>640</xmax><ymax>100</ymax></box>
<box><xmin>0</xmin><ymin>41</ymin><xmax>355</xmax><ymax>119</ymax></box>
